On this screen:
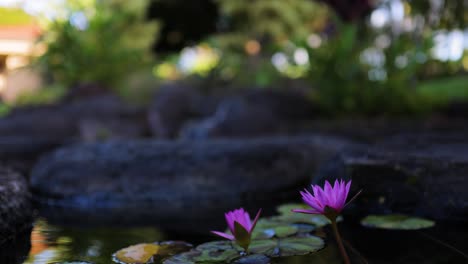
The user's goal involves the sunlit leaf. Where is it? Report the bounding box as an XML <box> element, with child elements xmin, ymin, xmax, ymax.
<box><xmin>113</xmin><ymin>243</ymin><xmax>159</xmax><ymax>264</ymax></box>
<box><xmin>113</xmin><ymin>241</ymin><xmax>193</xmax><ymax>264</ymax></box>
<box><xmin>361</xmin><ymin>214</ymin><xmax>435</xmax><ymax>230</ymax></box>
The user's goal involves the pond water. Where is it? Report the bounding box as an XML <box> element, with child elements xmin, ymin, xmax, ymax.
<box><xmin>13</xmin><ymin>218</ymin><xmax>467</xmax><ymax>264</ymax></box>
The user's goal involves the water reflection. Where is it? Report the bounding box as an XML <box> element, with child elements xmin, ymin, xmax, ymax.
<box><xmin>23</xmin><ymin>219</ymin><xmax>468</xmax><ymax>263</ymax></box>
<box><xmin>25</xmin><ymin>219</ymin><xmax>165</xmax><ymax>263</ymax></box>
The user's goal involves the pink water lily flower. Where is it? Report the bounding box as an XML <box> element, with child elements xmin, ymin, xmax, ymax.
<box><xmin>293</xmin><ymin>179</ymin><xmax>360</xmax><ymax>219</ymax></box>
<box><xmin>211</xmin><ymin>208</ymin><xmax>262</xmax><ymax>251</ymax></box>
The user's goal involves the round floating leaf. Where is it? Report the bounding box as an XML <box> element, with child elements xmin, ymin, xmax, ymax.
<box><xmin>163</xmin><ymin>251</ymin><xmax>199</xmax><ymax>264</ymax></box>
<box><xmin>272</xmin><ymin>225</ymin><xmax>299</xmax><ymax>238</ymax></box>
<box><xmin>361</xmin><ymin>214</ymin><xmax>435</xmax><ymax>230</ymax></box>
<box><xmin>277</xmin><ymin>203</ymin><xmax>309</xmax><ymax>215</ymax></box>
<box><xmin>113</xmin><ymin>243</ymin><xmax>159</xmax><ymax>264</ymax></box>
<box><xmin>156</xmin><ymin>241</ymin><xmax>193</xmax><ymax>259</ymax></box>
<box><xmin>194</xmin><ymin>241</ymin><xmax>239</xmax><ymax>262</ymax></box>
<box><xmin>253</xmin><ymin>219</ymin><xmax>299</xmax><ymax>239</ymax></box>
<box><xmin>232</xmin><ymin>254</ymin><xmax>270</xmax><ymax>264</ymax></box>
<box><xmin>275</xmin><ymin>204</ymin><xmax>332</xmax><ymax>227</ymax></box>
<box><xmin>164</xmin><ymin>241</ymin><xmax>241</xmax><ymax>264</ymax></box>
<box><xmin>196</xmin><ymin>240</ymin><xmax>233</xmax><ymax>251</ymax></box>
<box><xmin>278</xmin><ymin>236</ymin><xmax>325</xmax><ymax>257</ymax></box>
<box><xmin>250</xmin><ymin>239</ymin><xmax>279</xmax><ymax>256</ymax></box>
<box><xmin>53</xmin><ymin>262</ymin><xmax>94</xmax><ymax>264</ymax></box>
<box><xmin>250</xmin><ymin>235</ymin><xmax>324</xmax><ymax>257</ymax></box>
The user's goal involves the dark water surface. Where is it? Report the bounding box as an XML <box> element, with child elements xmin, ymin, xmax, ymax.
<box><xmin>12</xmin><ymin>218</ymin><xmax>467</xmax><ymax>264</ymax></box>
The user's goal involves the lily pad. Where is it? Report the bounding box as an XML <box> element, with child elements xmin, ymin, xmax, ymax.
<box><xmin>194</xmin><ymin>241</ymin><xmax>239</xmax><ymax>262</ymax></box>
<box><xmin>53</xmin><ymin>262</ymin><xmax>94</xmax><ymax>264</ymax></box>
<box><xmin>232</xmin><ymin>254</ymin><xmax>270</xmax><ymax>264</ymax></box>
<box><xmin>164</xmin><ymin>241</ymin><xmax>239</xmax><ymax>264</ymax></box>
<box><xmin>113</xmin><ymin>243</ymin><xmax>160</xmax><ymax>264</ymax></box>
<box><xmin>275</xmin><ymin>204</ymin><xmax>332</xmax><ymax>227</ymax></box>
<box><xmin>253</xmin><ymin>219</ymin><xmax>299</xmax><ymax>239</ymax></box>
<box><xmin>361</xmin><ymin>214</ymin><xmax>435</xmax><ymax>230</ymax></box>
<box><xmin>250</xmin><ymin>235</ymin><xmax>324</xmax><ymax>257</ymax></box>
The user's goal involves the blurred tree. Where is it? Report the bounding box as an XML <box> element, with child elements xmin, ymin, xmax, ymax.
<box><xmin>36</xmin><ymin>0</ymin><xmax>159</xmax><ymax>88</ymax></box>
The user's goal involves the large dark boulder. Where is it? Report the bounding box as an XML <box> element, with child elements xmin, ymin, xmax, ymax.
<box><xmin>0</xmin><ymin>95</ymin><xmax>148</xmax><ymax>172</ymax></box>
<box><xmin>0</xmin><ymin>95</ymin><xmax>147</xmax><ymax>139</ymax></box>
<box><xmin>180</xmin><ymin>89</ymin><xmax>318</xmax><ymax>139</ymax></box>
<box><xmin>148</xmin><ymin>84</ymin><xmax>218</xmax><ymax>138</ymax></box>
<box><xmin>30</xmin><ymin>135</ymin><xmax>354</xmax><ymax>231</ymax></box>
<box><xmin>148</xmin><ymin>84</ymin><xmax>318</xmax><ymax>139</ymax></box>
<box><xmin>316</xmin><ymin>134</ymin><xmax>468</xmax><ymax>222</ymax></box>
<box><xmin>0</xmin><ymin>167</ymin><xmax>33</xmax><ymax>250</ymax></box>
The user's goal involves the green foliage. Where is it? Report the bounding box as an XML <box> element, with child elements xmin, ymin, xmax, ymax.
<box><xmin>216</xmin><ymin>0</ymin><xmax>328</xmax><ymax>42</ymax></box>
<box><xmin>13</xmin><ymin>84</ymin><xmax>67</xmax><ymax>106</ymax></box>
<box><xmin>206</xmin><ymin>0</ymin><xmax>328</xmax><ymax>87</ymax></box>
<box><xmin>35</xmin><ymin>0</ymin><xmax>159</xmax><ymax>88</ymax></box>
<box><xmin>304</xmin><ymin>22</ymin><xmax>436</xmax><ymax>115</ymax></box>
<box><xmin>361</xmin><ymin>214</ymin><xmax>435</xmax><ymax>230</ymax></box>
<box><xmin>416</xmin><ymin>76</ymin><xmax>468</xmax><ymax>104</ymax></box>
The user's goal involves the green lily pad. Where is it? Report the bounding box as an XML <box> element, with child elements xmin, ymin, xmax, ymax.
<box><xmin>250</xmin><ymin>235</ymin><xmax>325</xmax><ymax>257</ymax></box>
<box><xmin>53</xmin><ymin>262</ymin><xmax>94</xmax><ymax>264</ymax></box>
<box><xmin>162</xmin><ymin>251</ymin><xmax>199</xmax><ymax>264</ymax></box>
<box><xmin>252</xmin><ymin>219</ymin><xmax>299</xmax><ymax>239</ymax></box>
<box><xmin>232</xmin><ymin>254</ymin><xmax>270</xmax><ymax>264</ymax></box>
<box><xmin>361</xmin><ymin>214</ymin><xmax>435</xmax><ymax>230</ymax></box>
<box><xmin>249</xmin><ymin>239</ymin><xmax>279</xmax><ymax>256</ymax></box>
<box><xmin>195</xmin><ymin>241</ymin><xmax>239</xmax><ymax>262</ymax></box>
<box><xmin>275</xmin><ymin>204</ymin><xmax>332</xmax><ymax>227</ymax></box>
<box><xmin>278</xmin><ymin>236</ymin><xmax>325</xmax><ymax>257</ymax></box>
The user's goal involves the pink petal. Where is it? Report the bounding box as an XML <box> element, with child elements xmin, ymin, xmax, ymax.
<box><xmin>225</xmin><ymin>212</ymin><xmax>235</xmax><ymax>233</ymax></box>
<box><xmin>314</xmin><ymin>185</ymin><xmax>328</xmax><ymax>208</ymax></box>
<box><xmin>324</xmin><ymin>180</ymin><xmax>336</xmax><ymax>208</ymax></box>
<box><xmin>211</xmin><ymin>231</ymin><xmax>235</xmax><ymax>240</ymax></box>
<box><xmin>243</xmin><ymin>210</ymin><xmax>252</xmax><ymax>230</ymax></box>
<box><xmin>345</xmin><ymin>180</ymin><xmax>352</xmax><ymax>200</ymax></box>
<box><xmin>333</xmin><ymin>180</ymin><xmax>344</xmax><ymax>209</ymax></box>
<box><xmin>250</xmin><ymin>209</ymin><xmax>262</xmax><ymax>233</ymax></box>
<box><xmin>300</xmin><ymin>190</ymin><xmax>323</xmax><ymax>211</ymax></box>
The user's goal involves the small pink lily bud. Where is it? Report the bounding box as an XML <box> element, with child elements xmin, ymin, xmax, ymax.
<box><xmin>211</xmin><ymin>208</ymin><xmax>262</xmax><ymax>251</ymax></box>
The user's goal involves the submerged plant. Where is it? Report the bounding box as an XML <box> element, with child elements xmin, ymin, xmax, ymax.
<box><xmin>293</xmin><ymin>179</ymin><xmax>361</xmax><ymax>264</ymax></box>
<box><xmin>211</xmin><ymin>208</ymin><xmax>262</xmax><ymax>252</ymax></box>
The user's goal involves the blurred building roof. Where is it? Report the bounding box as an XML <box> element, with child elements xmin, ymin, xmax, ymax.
<box><xmin>0</xmin><ymin>24</ymin><xmax>41</xmax><ymax>40</ymax></box>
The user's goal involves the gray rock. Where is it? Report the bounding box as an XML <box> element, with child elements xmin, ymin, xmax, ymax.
<box><xmin>148</xmin><ymin>84</ymin><xmax>218</xmax><ymax>139</ymax></box>
<box><xmin>0</xmin><ymin>95</ymin><xmax>147</xmax><ymax>140</ymax></box>
<box><xmin>0</xmin><ymin>95</ymin><xmax>148</xmax><ymax>172</ymax></box>
<box><xmin>316</xmin><ymin>134</ymin><xmax>468</xmax><ymax>222</ymax></box>
<box><xmin>0</xmin><ymin>167</ymin><xmax>33</xmax><ymax>243</ymax></box>
<box><xmin>30</xmin><ymin>135</ymin><xmax>353</xmax><ymax>231</ymax></box>
<box><xmin>179</xmin><ymin>89</ymin><xmax>317</xmax><ymax>139</ymax></box>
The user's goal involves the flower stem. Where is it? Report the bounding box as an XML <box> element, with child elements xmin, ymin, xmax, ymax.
<box><xmin>331</xmin><ymin>219</ymin><xmax>351</xmax><ymax>264</ymax></box>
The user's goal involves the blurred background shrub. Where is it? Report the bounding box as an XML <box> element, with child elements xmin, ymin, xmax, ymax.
<box><xmin>35</xmin><ymin>0</ymin><xmax>159</xmax><ymax>89</ymax></box>
<box><xmin>0</xmin><ymin>0</ymin><xmax>466</xmax><ymax>116</ymax></box>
